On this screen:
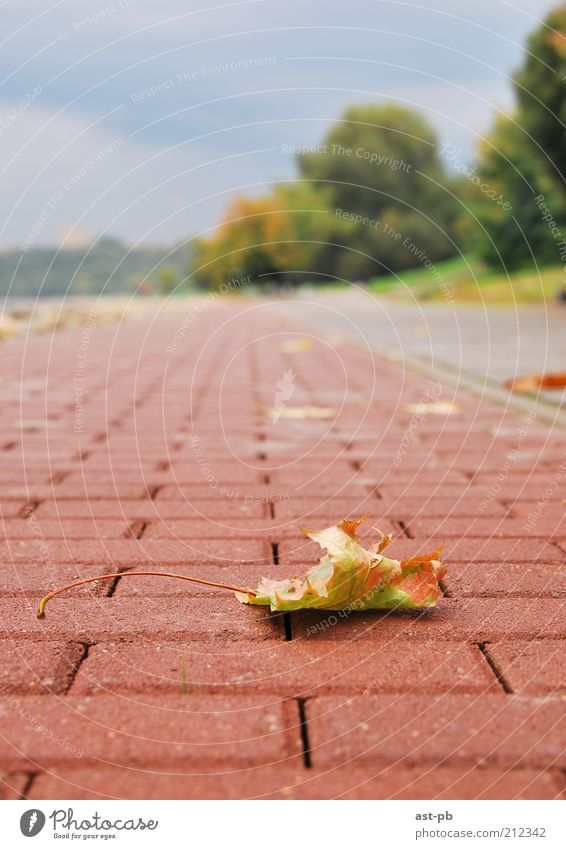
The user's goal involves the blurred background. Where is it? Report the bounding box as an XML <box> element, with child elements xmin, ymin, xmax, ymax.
<box><xmin>1</xmin><ymin>0</ymin><xmax>565</xmax><ymax>305</ymax></box>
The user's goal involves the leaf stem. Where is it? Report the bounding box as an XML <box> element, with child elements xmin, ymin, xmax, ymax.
<box><xmin>37</xmin><ymin>571</ymin><xmax>256</xmax><ymax>619</ymax></box>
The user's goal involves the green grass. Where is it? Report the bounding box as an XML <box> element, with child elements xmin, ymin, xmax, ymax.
<box><xmin>368</xmin><ymin>257</ymin><xmax>566</xmax><ymax>302</ymax></box>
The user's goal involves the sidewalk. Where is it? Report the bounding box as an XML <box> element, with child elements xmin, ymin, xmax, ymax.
<box><xmin>0</xmin><ymin>298</ymin><xmax>564</xmax><ymax>800</ymax></box>
<box><xmin>271</xmin><ymin>290</ymin><xmax>566</xmax><ymax>426</ymax></box>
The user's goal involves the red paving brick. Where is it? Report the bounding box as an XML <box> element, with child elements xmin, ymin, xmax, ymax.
<box><xmin>487</xmin><ymin>641</ymin><xmax>566</xmax><ymax>695</ymax></box>
<box><xmin>0</xmin><ymin>562</ymin><xmax>121</xmax><ymax>598</ymax></box>
<box><xmin>70</xmin><ymin>640</ymin><xmax>495</xmax><ymax>697</ymax></box>
<box><xmin>0</xmin><ymin>303</ymin><xmax>564</xmax><ymax>799</ymax></box>
<box><xmin>0</xmin><ymin>537</ymin><xmax>269</xmax><ymax>566</ymax></box>
<box><xmin>113</xmin><ymin>563</ymin><xmax>298</xmax><ymax>596</ymax></box>
<box><xmin>0</xmin><ymin>597</ymin><xmax>284</xmax><ymax>641</ymax></box>
<box><xmin>0</xmin><ymin>519</ymin><xmax>130</xmax><ymax>539</ymax></box>
<box><xmin>306</xmin><ymin>694</ymin><xmax>566</xmax><ymax>769</ymax></box>
<box><xmin>0</xmin><ymin>642</ymin><xmax>85</xmax><ymax>694</ymax></box>
<box><xmin>292</xmin><ymin>598</ymin><xmax>566</xmax><ymax>642</ymax></box>
<box><xmin>407</xmin><ymin>516</ymin><xmax>566</xmax><ymax>539</ymax></box>
<box><xmin>34</xmin><ymin>499</ymin><xmax>264</xmax><ymax>520</ymax></box>
<box><xmin>442</xmin><ymin>562</ymin><xmax>566</xmax><ymax>598</ymax></box>
<box><xmin>27</xmin><ymin>764</ymin><xmax>565</xmax><ymax>800</ymax></box>
<box><xmin>0</xmin><ymin>695</ymin><xmax>302</xmax><ymax>769</ymax></box>
<box><xmin>0</xmin><ymin>771</ymin><xmax>29</xmax><ymax>800</ymax></box>
<box><xmin>0</xmin><ymin>502</ymin><xmax>28</xmax><ymax>519</ymax></box>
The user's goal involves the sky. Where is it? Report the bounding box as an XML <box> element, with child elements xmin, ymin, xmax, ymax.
<box><xmin>0</xmin><ymin>0</ymin><xmax>560</xmax><ymax>249</ymax></box>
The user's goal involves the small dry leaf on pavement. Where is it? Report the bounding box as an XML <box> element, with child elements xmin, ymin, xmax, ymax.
<box><xmin>404</xmin><ymin>401</ymin><xmax>460</xmax><ymax>415</ymax></box>
<box><xmin>237</xmin><ymin>517</ymin><xmax>445</xmax><ymax>611</ymax></box>
<box><xmin>37</xmin><ymin>518</ymin><xmax>446</xmax><ymax>619</ymax></box>
<box><xmin>258</xmin><ymin>403</ymin><xmax>337</xmax><ymax>420</ymax></box>
<box><xmin>279</xmin><ymin>338</ymin><xmax>313</xmax><ymax>352</ymax></box>
<box><xmin>505</xmin><ymin>372</ymin><xmax>566</xmax><ymax>393</ymax></box>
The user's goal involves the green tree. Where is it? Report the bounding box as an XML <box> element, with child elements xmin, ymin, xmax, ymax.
<box><xmin>514</xmin><ymin>5</ymin><xmax>566</xmax><ymax>193</ymax></box>
<box><xmin>297</xmin><ymin>103</ymin><xmax>460</xmax><ymax>278</ymax></box>
<box><xmin>470</xmin><ymin>6</ymin><xmax>566</xmax><ymax>270</ymax></box>
<box><xmin>466</xmin><ymin>114</ymin><xmax>566</xmax><ymax>268</ymax></box>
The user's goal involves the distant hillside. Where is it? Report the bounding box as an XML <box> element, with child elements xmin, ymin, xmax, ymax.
<box><xmin>0</xmin><ymin>238</ymin><xmax>193</xmax><ymax>297</ymax></box>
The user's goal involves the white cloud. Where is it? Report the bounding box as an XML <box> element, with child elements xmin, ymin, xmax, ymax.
<box><xmin>0</xmin><ymin>0</ymin><xmax>561</xmax><ymax>246</ymax></box>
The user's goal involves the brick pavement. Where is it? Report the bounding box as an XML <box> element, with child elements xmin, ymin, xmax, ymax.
<box><xmin>0</xmin><ymin>300</ymin><xmax>564</xmax><ymax>800</ymax></box>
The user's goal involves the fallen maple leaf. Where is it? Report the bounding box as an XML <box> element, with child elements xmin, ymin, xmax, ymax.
<box><xmin>36</xmin><ymin>518</ymin><xmax>445</xmax><ymax>618</ymax></box>
<box><xmin>505</xmin><ymin>372</ymin><xmax>566</xmax><ymax>393</ymax></box>
<box><xmin>279</xmin><ymin>338</ymin><xmax>313</xmax><ymax>352</ymax></box>
<box><xmin>258</xmin><ymin>403</ymin><xmax>336</xmax><ymax>420</ymax></box>
<box><xmin>404</xmin><ymin>401</ymin><xmax>460</xmax><ymax>416</ymax></box>
<box><xmin>236</xmin><ymin>518</ymin><xmax>445</xmax><ymax>611</ymax></box>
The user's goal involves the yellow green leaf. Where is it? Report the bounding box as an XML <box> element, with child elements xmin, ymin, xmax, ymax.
<box><xmin>236</xmin><ymin>517</ymin><xmax>445</xmax><ymax>611</ymax></box>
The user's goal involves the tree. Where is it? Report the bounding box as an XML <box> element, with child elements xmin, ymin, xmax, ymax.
<box><xmin>466</xmin><ymin>114</ymin><xmax>566</xmax><ymax>269</ymax></box>
<box><xmin>469</xmin><ymin>6</ymin><xmax>566</xmax><ymax>269</ymax></box>
<box><xmin>192</xmin><ymin>184</ymin><xmax>351</xmax><ymax>288</ymax></box>
<box><xmin>514</xmin><ymin>5</ymin><xmax>566</xmax><ymax>194</ymax></box>
<box><xmin>296</xmin><ymin>103</ymin><xmax>460</xmax><ymax>278</ymax></box>
<box><xmin>190</xmin><ymin>103</ymin><xmax>462</xmax><ymax>286</ymax></box>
